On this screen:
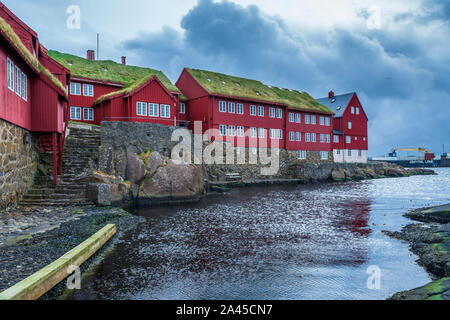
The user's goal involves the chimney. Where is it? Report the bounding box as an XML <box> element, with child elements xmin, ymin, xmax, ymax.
<box><xmin>87</xmin><ymin>50</ymin><xmax>95</xmax><ymax>61</ymax></box>
<box><xmin>328</xmin><ymin>91</ymin><xmax>335</xmax><ymax>99</ymax></box>
<box><xmin>121</xmin><ymin>56</ymin><xmax>126</xmax><ymax>65</ymax></box>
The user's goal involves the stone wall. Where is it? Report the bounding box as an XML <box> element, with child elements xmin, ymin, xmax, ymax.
<box><xmin>0</xmin><ymin>119</ymin><xmax>39</xmax><ymax>209</ymax></box>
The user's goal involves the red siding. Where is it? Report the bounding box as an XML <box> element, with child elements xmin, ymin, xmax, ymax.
<box><xmin>176</xmin><ymin>69</ymin><xmax>208</xmax><ymax>100</ymax></box>
<box><xmin>31</xmin><ymin>78</ymin><xmax>64</xmax><ymax>133</ymax></box>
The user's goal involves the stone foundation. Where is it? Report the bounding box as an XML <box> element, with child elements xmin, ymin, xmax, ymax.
<box><xmin>0</xmin><ymin>119</ymin><xmax>39</xmax><ymax>209</ymax></box>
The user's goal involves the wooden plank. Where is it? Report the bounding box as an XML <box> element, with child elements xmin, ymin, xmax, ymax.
<box><xmin>0</xmin><ymin>224</ymin><xmax>116</xmax><ymax>300</ymax></box>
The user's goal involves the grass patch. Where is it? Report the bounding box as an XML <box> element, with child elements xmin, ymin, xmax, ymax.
<box><xmin>186</xmin><ymin>68</ymin><xmax>332</xmax><ymax>114</ymax></box>
<box><xmin>6</xmin><ymin>234</ymin><xmax>32</xmax><ymax>246</ymax></box>
<box><xmin>68</xmin><ymin>121</ymin><xmax>100</xmax><ymax>127</ymax></box>
<box><xmin>138</xmin><ymin>150</ymin><xmax>153</xmax><ymax>168</ymax></box>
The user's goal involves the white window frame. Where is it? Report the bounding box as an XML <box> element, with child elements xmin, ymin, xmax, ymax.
<box><xmin>346</xmin><ymin>136</ymin><xmax>351</xmax><ymax>144</ymax></box>
<box><xmin>351</xmin><ymin>106</ymin><xmax>355</xmax><ymax>114</ymax></box>
<box><xmin>70</xmin><ymin>106</ymin><xmax>82</xmax><ymax>120</ymax></box>
<box><xmin>220</xmin><ymin>125</ymin><xmax>227</xmax><ymax>136</ymax></box>
<box><xmin>320</xmin><ymin>116</ymin><xmax>325</xmax><ymax>126</ymax></box>
<box><xmin>305</xmin><ymin>115</ymin><xmax>310</xmax><ymax>124</ymax></box>
<box><xmin>258</xmin><ymin>128</ymin><xmax>265</xmax><ymax>139</ymax></box>
<box><xmin>277</xmin><ymin>108</ymin><xmax>283</xmax><ymax>119</ymax></box>
<box><xmin>325</xmin><ymin>117</ymin><xmax>330</xmax><ymax>126</ymax></box>
<box><xmin>297</xmin><ymin>150</ymin><xmax>306</xmax><ymax>160</ymax></box>
<box><xmin>269</xmin><ymin>107</ymin><xmax>276</xmax><ymax>118</ymax></box>
<box><xmin>228</xmin><ymin>102</ymin><xmax>236</xmax><ymax>114</ymax></box>
<box><xmin>289</xmin><ymin>112</ymin><xmax>295</xmax><ymax>123</ymax></box>
<box><xmin>358</xmin><ymin>150</ymin><xmax>363</xmax><ymax>157</ymax></box>
<box><xmin>320</xmin><ymin>134</ymin><xmax>325</xmax><ymax>143</ymax></box>
<box><xmin>348</xmin><ymin>122</ymin><xmax>352</xmax><ymax>129</ymax></box>
<box><xmin>311</xmin><ymin>115</ymin><xmax>316</xmax><ymax>125</ymax></box>
<box><xmin>320</xmin><ymin>151</ymin><xmax>328</xmax><ymax>160</ymax></box>
<box><xmin>278</xmin><ymin>129</ymin><xmax>283</xmax><ymax>140</ymax></box>
<box><xmin>237</xmin><ymin>103</ymin><xmax>244</xmax><ymax>114</ymax></box>
<box><xmin>15</xmin><ymin>65</ymin><xmax>21</xmax><ymax>96</ymax></box>
<box><xmin>21</xmin><ymin>72</ymin><xmax>27</xmax><ymax>101</ymax></box>
<box><xmin>161</xmin><ymin>104</ymin><xmax>171</xmax><ymax>118</ymax></box>
<box><xmin>250</xmin><ymin>105</ymin><xmax>257</xmax><ymax>116</ymax></box>
<box><xmin>334</xmin><ymin>135</ymin><xmax>339</xmax><ymax>143</ymax></box>
<box><xmin>83</xmin><ymin>108</ymin><xmax>94</xmax><ymax>121</ymax></box>
<box><xmin>219</xmin><ymin>101</ymin><xmax>227</xmax><ymax>112</ymax></box>
<box><xmin>7</xmin><ymin>58</ymin><xmax>14</xmax><ymax>91</ymax></box>
<box><xmin>305</xmin><ymin>133</ymin><xmax>311</xmax><ymax>142</ymax></box>
<box><xmin>258</xmin><ymin>106</ymin><xmax>264</xmax><ymax>117</ymax></box>
<box><xmin>326</xmin><ymin>134</ymin><xmax>330</xmax><ymax>143</ymax></box>
<box><xmin>237</xmin><ymin>126</ymin><xmax>244</xmax><ymax>137</ymax></box>
<box><xmin>149</xmin><ymin>103</ymin><xmax>159</xmax><ymax>117</ymax></box>
<box><xmin>348</xmin><ymin>150</ymin><xmax>352</xmax><ymax>157</ymax></box>
<box><xmin>296</xmin><ymin>132</ymin><xmax>301</xmax><ymax>142</ymax></box>
<box><xmin>228</xmin><ymin>125</ymin><xmax>236</xmax><ymax>136</ymax></box>
<box><xmin>311</xmin><ymin>133</ymin><xmax>316</xmax><ymax>143</ymax></box>
<box><xmin>289</xmin><ymin>131</ymin><xmax>295</xmax><ymax>141</ymax></box>
<box><xmin>356</xmin><ymin>107</ymin><xmax>360</xmax><ymax>115</ymax></box>
<box><xmin>83</xmin><ymin>84</ymin><xmax>94</xmax><ymax>97</ymax></box>
<box><xmin>295</xmin><ymin>113</ymin><xmax>301</xmax><ymax>123</ymax></box>
<box><xmin>250</xmin><ymin>127</ymin><xmax>257</xmax><ymax>138</ymax></box>
<box><xmin>137</xmin><ymin>102</ymin><xmax>148</xmax><ymax>116</ymax></box>
<box><xmin>179</xmin><ymin>102</ymin><xmax>186</xmax><ymax>114</ymax></box>
<box><xmin>269</xmin><ymin>129</ymin><xmax>276</xmax><ymax>139</ymax></box>
<box><xmin>70</xmin><ymin>82</ymin><xmax>81</xmax><ymax>95</ymax></box>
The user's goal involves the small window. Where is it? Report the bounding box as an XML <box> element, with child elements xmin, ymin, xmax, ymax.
<box><xmin>321</xmin><ymin>151</ymin><xmax>328</xmax><ymax>160</ymax></box>
<box><xmin>334</xmin><ymin>135</ymin><xmax>339</xmax><ymax>143</ymax></box>
<box><xmin>325</xmin><ymin>117</ymin><xmax>330</xmax><ymax>126</ymax></box>
<box><xmin>83</xmin><ymin>108</ymin><xmax>94</xmax><ymax>121</ymax></box>
<box><xmin>15</xmin><ymin>65</ymin><xmax>21</xmax><ymax>96</ymax></box>
<box><xmin>351</xmin><ymin>106</ymin><xmax>355</xmax><ymax>114</ymax></box>
<box><xmin>296</xmin><ymin>113</ymin><xmax>301</xmax><ymax>123</ymax></box>
<box><xmin>258</xmin><ymin>106</ymin><xmax>264</xmax><ymax>117</ymax></box>
<box><xmin>278</xmin><ymin>129</ymin><xmax>283</xmax><ymax>140</ymax></box>
<box><xmin>356</xmin><ymin>107</ymin><xmax>360</xmax><ymax>115</ymax></box>
<box><xmin>348</xmin><ymin>150</ymin><xmax>352</xmax><ymax>157</ymax></box>
<box><xmin>337</xmin><ymin>149</ymin><xmax>341</xmax><ymax>155</ymax></box>
<box><xmin>250</xmin><ymin>105</ymin><xmax>257</xmax><ymax>116</ymax></box>
<box><xmin>305</xmin><ymin>133</ymin><xmax>311</xmax><ymax>142</ymax></box>
<box><xmin>83</xmin><ymin>84</ymin><xmax>94</xmax><ymax>97</ymax></box>
<box><xmin>269</xmin><ymin>107</ymin><xmax>276</xmax><ymax>118</ymax></box>
<box><xmin>326</xmin><ymin>134</ymin><xmax>330</xmax><ymax>143</ymax></box>
<box><xmin>320</xmin><ymin>134</ymin><xmax>325</xmax><ymax>143</ymax></box>
<box><xmin>228</xmin><ymin>102</ymin><xmax>236</xmax><ymax>113</ymax></box>
<box><xmin>311</xmin><ymin>133</ymin><xmax>316</xmax><ymax>143</ymax></box>
<box><xmin>277</xmin><ymin>109</ymin><xmax>283</xmax><ymax>119</ymax></box>
<box><xmin>228</xmin><ymin>125</ymin><xmax>236</xmax><ymax>136</ymax></box>
<box><xmin>219</xmin><ymin>125</ymin><xmax>227</xmax><ymax>136</ymax></box>
<box><xmin>269</xmin><ymin>129</ymin><xmax>276</xmax><ymax>139</ymax></box>
<box><xmin>149</xmin><ymin>103</ymin><xmax>159</xmax><ymax>117</ymax></box>
<box><xmin>237</xmin><ymin>126</ymin><xmax>244</xmax><ymax>137</ymax></box>
<box><xmin>7</xmin><ymin>58</ymin><xmax>14</xmax><ymax>91</ymax></box>
<box><xmin>289</xmin><ymin>131</ymin><xmax>295</xmax><ymax>141</ymax></box>
<box><xmin>346</xmin><ymin>136</ymin><xmax>351</xmax><ymax>144</ymax></box>
<box><xmin>179</xmin><ymin>102</ymin><xmax>186</xmax><ymax>114</ymax></box>
<box><xmin>21</xmin><ymin>72</ymin><xmax>27</xmax><ymax>101</ymax></box>
<box><xmin>358</xmin><ymin>150</ymin><xmax>362</xmax><ymax>157</ymax></box>
<box><xmin>258</xmin><ymin>128</ymin><xmax>265</xmax><ymax>138</ymax></box>
<box><xmin>70</xmin><ymin>107</ymin><xmax>81</xmax><ymax>120</ymax></box>
<box><xmin>296</xmin><ymin>132</ymin><xmax>301</xmax><ymax>142</ymax></box>
<box><xmin>237</xmin><ymin>103</ymin><xmax>244</xmax><ymax>114</ymax></box>
<box><xmin>348</xmin><ymin>122</ymin><xmax>352</xmax><ymax>129</ymax></box>
<box><xmin>305</xmin><ymin>115</ymin><xmax>310</xmax><ymax>124</ymax></box>
<box><xmin>250</xmin><ymin>127</ymin><xmax>257</xmax><ymax>138</ymax></box>
<box><xmin>311</xmin><ymin>115</ymin><xmax>316</xmax><ymax>125</ymax></box>
<box><xmin>289</xmin><ymin>113</ymin><xmax>295</xmax><ymax>123</ymax></box>
<box><xmin>137</xmin><ymin>102</ymin><xmax>148</xmax><ymax>116</ymax></box>
<box><xmin>363</xmin><ymin>137</ymin><xmax>366</xmax><ymax>141</ymax></box>
<box><xmin>320</xmin><ymin>116</ymin><xmax>325</xmax><ymax>126</ymax></box>
<box><xmin>160</xmin><ymin>104</ymin><xmax>171</xmax><ymax>118</ymax></box>
<box><xmin>70</xmin><ymin>82</ymin><xmax>81</xmax><ymax>95</ymax></box>
<box><xmin>219</xmin><ymin>101</ymin><xmax>227</xmax><ymax>112</ymax></box>
<box><xmin>297</xmin><ymin>151</ymin><xmax>306</xmax><ymax>160</ymax></box>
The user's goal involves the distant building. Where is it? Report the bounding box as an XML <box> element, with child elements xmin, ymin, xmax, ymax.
<box><xmin>316</xmin><ymin>91</ymin><xmax>368</xmax><ymax>163</ymax></box>
<box><xmin>176</xmin><ymin>68</ymin><xmax>335</xmax><ymax>161</ymax></box>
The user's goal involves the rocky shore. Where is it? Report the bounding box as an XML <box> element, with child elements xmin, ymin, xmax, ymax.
<box><xmin>0</xmin><ymin>206</ymin><xmax>144</xmax><ymax>298</ymax></box>
<box><xmin>384</xmin><ymin>204</ymin><xmax>450</xmax><ymax>300</ymax></box>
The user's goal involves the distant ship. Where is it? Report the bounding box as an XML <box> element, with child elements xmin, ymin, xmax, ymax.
<box><xmin>370</xmin><ymin>148</ymin><xmax>438</xmax><ymax>168</ymax></box>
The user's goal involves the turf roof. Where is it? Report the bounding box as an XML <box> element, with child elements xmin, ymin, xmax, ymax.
<box><xmin>0</xmin><ymin>16</ymin><xmax>67</xmax><ymax>97</ymax></box>
<box><xmin>48</xmin><ymin>50</ymin><xmax>180</xmax><ymax>93</ymax></box>
<box><xmin>186</xmin><ymin>68</ymin><xmax>332</xmax><ymax>114</ymax></box>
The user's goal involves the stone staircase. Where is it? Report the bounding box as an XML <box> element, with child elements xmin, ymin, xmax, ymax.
<box><xmin>19</xmin><ymin>125</ymin><xmax>101</xmax><ymax>207</ymax></box>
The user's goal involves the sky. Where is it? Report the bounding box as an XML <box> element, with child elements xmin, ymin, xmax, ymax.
<box><xmin>3</xmin><ymin>0</ymin><xmax>449</xmax><ymax>157</ymax></box>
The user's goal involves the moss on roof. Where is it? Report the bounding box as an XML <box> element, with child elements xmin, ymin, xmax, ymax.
<box><xmin>48</xmin><ymin>50</ymin><xmax>180</xmax><ymax>92</ymax></box>
<box><xmin>0</xmin><ymin>16</ymin><xmax>67</xmax><ymax>97</ymax></box>
<box><xmin>186</xmin><ymin>68</ymin><xmax>332</xmax><ymax>114</ymax></box>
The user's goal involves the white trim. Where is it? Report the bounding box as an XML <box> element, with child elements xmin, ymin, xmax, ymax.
<box><xmin>258</xmin><ymin>128</ymin><xmax>265</xmax><ymax>139</ymax></box>
<box><xmin>258</xmin><ymin>106</ymin><xmax>264</xmax><ymax>117</ymax></box>
<box><xmin>70</xmin><ymin>106</ymin><xmax>82</xmax><ymax>120</ymax></box>
<box><xmin>160</xmin><ymin>104</ymin><xmax>171</xmax><ymax>118</ymax></box>
<box><xmin>277</xmin><ymin>108</ymin><xmax>283</xmax><ymax>119</ymax></box>
<box><xmin>7</xmin><ymin>57</ymin><xmax>14</xmax><ymax>91</ymax></box>
<box><xmin>137</xmin><ymin>101</ymin><xmax>148</xmax><ymax>116</ymax></box>
<box><xmin>83</xmin><ymin>84</ymin><xmax>94</xmax><ymax>97</ymax></box>
<box><xmin>297</xmin><ymin>150</ymin><xmax>306</xmax><ymax>160</ymax></box>
<box><xmin>237</xmin><ymin>126</ymin><xmax>244</xmax><ymax>137</ymax></box>
<box><xmin>219</xmin><ymin>124</ymin><xmax>227</xmax><ymax>136</ymax></box>
<box><xmin>250</xmin><ymin>105</ymin><xmax>257</xmax><ymax>116</ymax></box>
<box><xmin>70</xmin><ymin>82</ymin><xmax>81</xmax><ymax>95</ymax></box>
<box><xmin>149</xmin><ymin>103</ymin><xmax>159</xmax><ymax>117</ymax></box>
<box><xmin>237</xmin><ymin>103</ymin><xmax>244</xmax><ymax>114</ymax></box>
<box><xmin>21</xmin><ymin>71</ymin><xmax>27</xmax><ymax>101</ymax></box>
<box><xmin>228</xmin><ymin>102</ymin><xmax>236</xmax><ymax>114</ymax></box>
<box><xmin>219</xmin><ymin>101</ymin><xmax>226</xmax><ymax>113</ymax></box>
<box><xmin>83</xmin><ymin>107</ymin><xmax>94</xmax><ymax>121</ymax></box>
<box><xmin>179</xmin><ymin>102</ymin><xmax>186</xmax><ymax>114</ymax></box>
<box><xmin>15</xmin><ymin>65</ymin><xmax>21</xmax><ymax>96</ymax></box>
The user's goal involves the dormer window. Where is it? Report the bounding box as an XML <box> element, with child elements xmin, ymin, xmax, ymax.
<box><xmin>221</xmin><ymin>80</ymin><xmax>226</xmax><ymax>84</ymax></box>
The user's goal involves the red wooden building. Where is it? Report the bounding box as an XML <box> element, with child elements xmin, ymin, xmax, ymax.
<box><xmin>48</xmin><ymin>50</ymin><xmax>186</xmax><ymax>127</ymax></box>
<box><xmin>0</xmin><ymin>2</ymin><xmax>70</xmax><ymax>184</ymax></box>
<box><xmin>316</xmin><ymin>91</ymin><xmax>368</xmax><ymax>163</ymax></box>
<box><xmin>176</xmin><ymin>68</ymin><xmax>334</xmax><ymax>160</ymax></box>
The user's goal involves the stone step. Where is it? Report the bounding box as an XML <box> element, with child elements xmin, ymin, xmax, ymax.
<box><xmin>18</xmin><ymin>199</ymin><xmax>94</xmax><ymax>207</ymax></box>
<box><xmin>21</xmin><ymin>193</ymin><xmax>85</xmax><ymax>200</ymax></box>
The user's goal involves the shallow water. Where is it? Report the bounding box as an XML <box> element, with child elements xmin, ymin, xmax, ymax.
<box><xmin>72</xmin><ymin>168</ymin><xmax>450</xmax><ymax>300</ymax></box>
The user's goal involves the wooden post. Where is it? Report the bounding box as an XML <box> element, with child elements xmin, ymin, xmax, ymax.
<box><xmin>52</xmin><ymin>132</ymin><xmax>58</xmax><ymax>185</ymax></box>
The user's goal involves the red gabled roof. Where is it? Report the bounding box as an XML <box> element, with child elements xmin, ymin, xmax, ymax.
<box><xmin>0</xmin><ymin>1</ymin><xmax>38</xmax><ymax>38</ymax></box>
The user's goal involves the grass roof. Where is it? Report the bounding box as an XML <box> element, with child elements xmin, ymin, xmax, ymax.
<box><xmin>186</xmin><ymin>68</ymin><xmax>332</xmax><ymax>114</ymax></box>
<box><xmin>93</xmin><ymin>75</ymin><xmax>155</xmax><ymax>105</ymax></box>
<box><xmin>0</xmin><ymin>16</ymin><xmax>67</xmax><ymax>97</ymax></box>
<box><xmin>48</xmin><ymin>50</ymin><xmax>180</xmax><ymax>93</ymax></box>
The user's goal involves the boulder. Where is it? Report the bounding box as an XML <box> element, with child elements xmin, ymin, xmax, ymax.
<box><xmin>125</xmin><ymin>146</ymin><xmax>146</xmax><ymax>185</ymax></box>
<box><xmin>331</xmin><ymin>168</ymin><xmax>346</xmax><ymax>181</ymax></box>
<box><xmin>147</xmin><ymin>151</ymin><xmax>164</xmax><ymax>176</ymax></box>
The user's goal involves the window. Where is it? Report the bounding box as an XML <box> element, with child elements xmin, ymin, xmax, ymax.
<box><xmin>21</xmin><ymin>72</ymin><xmax>27</xmax><ymax>101</ymax></box>
<box><xmin>70</xmin><ymin>82</ymin><xmax>81</xmax><ymax>95</ymax></box>
<box><xmin>351</xmin><ymin>106</ymin><xmax>355</xmax><ymax>114</ymax></box>
<box><xmin>326</xmin><ymin>134</ymin><xmax>330</xmax><ymax>143</ymax></box>
<box><xmin>297</xmin><ymin>150</ymin><xmax>306</xmax><ymax>160</ymax></box>
<box><xmin>219</xmin><ymin>101</ymin><xmax>227</xmax><ymax>112</ymax></box>
<box><xmin>237</xmin><ymin>126</ymin><xmax>244</xmax><ymax>137</ymax></box>
<box><xmin>277</xmin><ymin>108</ymin><xmax>282</xmax><ymax>119</ymax></box>
<box><xmin>258</xmin><ymin>128</ymin><xmax>265</xmax><ymax>138</ymax></box>
<box><xmin>358</xmin><ymin>150</ymin><xmax>362</xmax><ymax>157</ymax></box>
<box><xmin>356</xmin><ymin>107</ymin><xmax>360</xmax><ymax>115</ymax></box>
<box><xmin>258</xmin><ymin>106</ymin><xmax>264</xmax><ymax>117</ymax></box>
<box><xmin>289</xmin><ymin>131</ymin><xmax>295</xmax><ymax>141</ymax></box>
<box><xmin>296</xmin><ymin>113</ymin><xmax>301</xmax><ymax>123</ymax></box>
<box><xmin>363</xmin><ymin>137</ymin><xmax>366</xmax><ymax>141</ymax></box>
<box><xmin>269</xmin><ymin>107</ymin><xmax>276</xmax><ymax>118</ymax></box>
<box><xmin>305</xmin><ymin>115</ymin><xmax>310</xmax><ymax>124</ymax></box>
<box><xmin>228</xmin><ymin>125</ymin><xmax>236</xmax><ymax>136</ymax></box>
<box><xmin>311</xmin><ymin>133</ymin><xmax>316</xmax><ymax>142</ymax></box>
<box><xmin>179</xmin><ymin>103</ymin><xmax>186</xmax><ymax>114</ymax></box>
<box><xmin>228</xmin><ymin>102</ymin><xmax>235</xmax><ymax>113</ymax></box>
<box><xmin>250</xmin><ymin>105</ymin><xmax>257</xmax><ymax>116</ymax></box>
<box><xmin>83</xmin><ymin>108</ymin><xmax>94</xmax><ymax>121</ymax></box>
<box><xmin>270</xmin><ymin>129</ymin><xmax>276</xmax><ymax>139</ymax></box>
<box><xmin>334</xmin><ymin>135</ymin><xmax>339</xmax><ymax>143</ymax></box>
<box><xmin>83</xmin><ymin>84</ymin><xmax>94</xmax><ymax>97</ymax></box>
<box><xmin>337</xmin><ymin>149</ymin><xmax>341</xmax><ymax>155</ymax></box>
<box><xmin>251</xmin><ymin>147</ymin><xmax>257</xmax><ymax>155</ymax></box>
<box><xmin>278</xmin><ymin>129</ymin><xmax>283</xmax><ymax>139</ymax></box>
<box><xmin>296</xmin><ymin>132</ymin><xmax>301</xmax><ymax>142</ymax></box>
<box><xmin>320</xmin><ymin>151</ymin><xmax>328</xmax><ymax>160</ymax></box>
<box><xmin>161</xmin><ymin>104</ymin><xmax>171</xmax><ymax>118</ymax></box>
<box><xmin>250</xmin><ymin>127</ymin><xmax>257</xmax><ymax>138</ymax></box>
<box><xmin>149</xmin><ymin>103</ymin><xmax>159</xmax><ymax>117</ymax></box>
<box><xmin>320</xmin><ymin>134</ymin><xmax>325</xmax><ymax>143</ymax></box>
<box><xmin>355</xmin><ymin>137</ymin><xmax>358</xmax><ymax>141</ymax></box>
<box><xmin>289</xmin><ymin>112</ymin><xmax>295</xmax><ymax>123</ymax></box>
<box><xmin>237</xmin><ymin>103</ymin><xmax>244</xmax><ymax>114</ymax></box>
<box><xmin>311</xmin><ymin>115</ymin><xmax>316</xmax><ymax>125</ymax></box>
<box><xmin>305</xmin><ymin>133</ymin><xmax>311</xmax><ymax>142</ymax></box>
<box><xmin>325</xmin><ymin>117</ymin><xmax>330</xmax><ymax>126</ymax></box>
<box><xmin>348</xmin><ymin>150</ymin><xmax>352</xmax><ymax>157</ymax></box>
<box><xmin>348</xmin><ymin>122</ymin><xmax>352</xmax><ymax>129</ymax></box>
<box><xmin>346</xmin><ymin>136</ymin><xmax>351</xmax><ymax>144</ymax></box>
<box><xmin>220</xmin><ymin>125</ymin><xmax>227</xmax><ymax>136</ymax></box>
<box><xmin>7</xmin><ymin>58</ymin><xmax>14</xmax><ymax>91</ymax></box>
<box><xmin>15</xmin><ymin>66</ymin><xmax>21</xmax><ymax>96</ymax></box>
<box><xmin>137</xmin><ymin>102</ymin><xmax>148</xmax><ymax>116</ymax></box>
<box><xmin>70</xmin><ymin>107</ymin><xmax>81</xmax><ymax>120</ymax></box>
<box><xmin>320</xmin><ymin>116</ymin><xmax>325</xmax><ymax>126</ymax></box>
